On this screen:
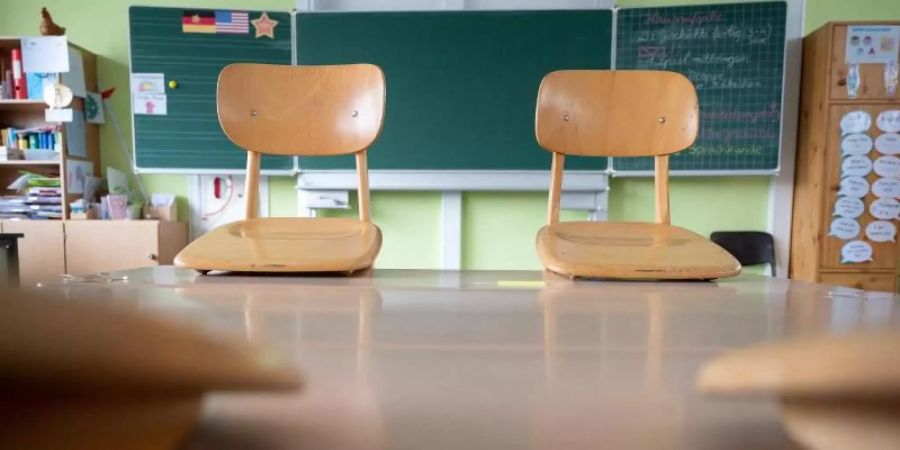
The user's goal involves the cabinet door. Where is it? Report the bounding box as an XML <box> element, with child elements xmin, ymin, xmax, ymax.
<box><xmin>830</xmin><ymin>24</ymin><xmax>900</xmax><ymax>101</ymax></box>
<box><xmin>1</xmin><ymin>221</ymin><xmax>66</xmax><ymax>287</ymax></box>
<box><xmin>821</xmin><ymin>105</ymin><xmax>899</xmax><ymax>270</ymax></box>
<box><xmin>64</xmin><ymin>221</ymin><xmax>160</xmax><ymax>275</ymax></box>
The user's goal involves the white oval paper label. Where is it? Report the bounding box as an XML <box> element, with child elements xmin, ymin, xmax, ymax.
<box><xmin>873</xmin><ymin>155</ymin><xmax>900</xmax><ymax>178</ymax></box>
<box><xmin>833</xmin><ymin>196</ymin><xmax>866</xmax><ymax>218</ymax></box>
<box><xmin>866</xmin><ymin>220</ymin><xmax>897</xmax><ymax>242</ymax></box>
<box><xmin>841</xmin><ymin>133</ymin><xmax>874</xmax><ymax>156</ymax></box>
<box><xmin>829</xmin><ymin>217</ymin><xmax>861</xmax><ymax>239</ymax></box>
<box><xmin>841</xmin><ymin>155</ymin><xmax>873</xmax><ymax>177</ymax></box>
<box><xmin>840</xmin><ymin>111</ymin><xmax>872</xmax><ymax>134</ymax></box>
<box><xmin>841</xmin><ymin>240</ymin><xmax>873</xmax><ymax>263</ymax></box>
<box><xmin>877</xmin><ymin>110</ymin><xmax>900</xmax><ymax>132</ymax></box>
<box><xmin>875</xmin><ymin>133</ymin><xmax>900</xmax><ymax>155</ymax></box>
<box><xmin>872</xmin><ymin>177</ymin><xmax>900</xmax><ymax>198</ymax></box>
<box><xmin>838</xmin><ymin>176</ymin><xmax>870</xmax><ymax>198</ymax></box>
<box><xmin>870</xmin><ymin>197</ymin><xmax>900</xmax><ymax>219</ymax></box>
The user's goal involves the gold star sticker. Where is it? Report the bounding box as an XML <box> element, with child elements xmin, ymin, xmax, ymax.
<box><xmin>251</xmin><ymin>12</ymin><xmax>278</xmax><ymax>39</ymax></box>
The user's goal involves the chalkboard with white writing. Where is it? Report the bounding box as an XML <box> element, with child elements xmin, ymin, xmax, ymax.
<box><xmin>614</xmin><ymin>1</ymin><xmax>786</xmax><ymax>173</ymax></box>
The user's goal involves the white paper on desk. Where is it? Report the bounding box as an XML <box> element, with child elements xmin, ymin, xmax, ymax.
<box><xmin>133</xmin><ymin>93</ymin><xmax>167</xmax><ymax>115</ymax></box>
<box><xmin>130</xmin><ymin>73</ymin><xmax>165</xmax><ymax>94</ymax></box>
<box><xmin>151</xmin><ymin>193</ymin><xmax>175</xmax><ymax>207</ymax></box>
<box><xmin>66</xmin><ymin>159</ymin><xmax>93</xmax><ymax>194</ymax></box>
<box><xmin>62</xmin><ymin>47</ymin><xmax>86</xmax><ymax>97</ymax></box>
<box><xmin>65</xmin><ymin>110</ymin><xmax>87</xmax><ymax>158</ymax></box>
<box><xmin>107</xmin><ymin>166</ymin><xmax>130</xmax><ymax>195</ymax></box>
<box><xmin>20</xmin><ymin>36</ymin><xmax>70</xmax><ymax>73</ymax></box>
<box><xmin>45</xmin><ymin>107</ymin><xmax>73</xmax><ymax>123</ymax></box>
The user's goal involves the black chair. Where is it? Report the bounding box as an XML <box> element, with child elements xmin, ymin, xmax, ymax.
<box><xmin>709</xmin><ymin>231</ymin><xmax>776</xmax><ymax>277</ymax></box>
<box><xmin>0</xmin><ymin>233</ymin><xmax>24</xmax><ymax>288</ymax></box>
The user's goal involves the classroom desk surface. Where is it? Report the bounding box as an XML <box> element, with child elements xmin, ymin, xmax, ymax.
<box><xmin>37</xmin><ymin>268</ymin><xmax>900</xmax><ymax>449</ymax></box>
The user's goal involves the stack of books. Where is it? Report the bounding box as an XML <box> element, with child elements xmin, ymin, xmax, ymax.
<box><xmin>2</xmin><ymin>172</ymin><xmax>62</xmax><ymax>219</ymax></box>
<box><xmin>0</xmin><ymin>196</ymin><xmax>28</xmax><ymax>219</ymax></box>
<box><xmin>26</xmin><ymin>186</ymin><xmax>62</xmax><ymax>219</ymax></box>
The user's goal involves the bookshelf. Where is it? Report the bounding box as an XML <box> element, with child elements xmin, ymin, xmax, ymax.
<box><xmin>0</xmin><ymin>36</ymin><xmax>100</xmax><ymax>220</ymax></box>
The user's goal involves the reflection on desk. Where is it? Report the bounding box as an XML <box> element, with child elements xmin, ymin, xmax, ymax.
<box><xmin>31</xmin><ymin>268</ymin><xmax>900</xmax><ymax>449</ymax></box>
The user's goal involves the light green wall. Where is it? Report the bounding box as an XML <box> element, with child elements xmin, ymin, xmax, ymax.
<box><xmin>4</xmin><ymin>0</ymin><xmax>900</xmax><ymax>270</ymax></box>
<box><xmin>805</xmin><ymin>0</ymin><xmax>900</xmax><ymax>33</ymax></box>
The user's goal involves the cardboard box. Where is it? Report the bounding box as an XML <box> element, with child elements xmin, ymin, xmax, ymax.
<box><xmin>143</xmin><ymin>202</ymin><xmax>177</xmax><ymax>222</ymax></box>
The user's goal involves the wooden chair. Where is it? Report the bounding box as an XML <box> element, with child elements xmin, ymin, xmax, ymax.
<box><xmin>175</xmin><ymin>64</ymin><xmax>385</xmax><ymax>274</ymax></box>
<box><xmin>534</xmin><ymin>70</ymin><xmax>741</xmax><ymax>280</ymax></box>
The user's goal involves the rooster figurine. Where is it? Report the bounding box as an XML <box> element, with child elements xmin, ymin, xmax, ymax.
<box><xmin>40</xmin><ymin>7</ymin><xmax>66</xmax><ymax>36</ymax></box>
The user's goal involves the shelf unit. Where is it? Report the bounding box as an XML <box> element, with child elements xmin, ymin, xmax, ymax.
<box><xmin>0</xmin><ymin>36</ymin><xmax>100</xmax><ymax>221</ymax></box>
<box><xmin>791</xmin><ymin>22</ymin><xmax>900</xmax><ymax>292</ymax></box>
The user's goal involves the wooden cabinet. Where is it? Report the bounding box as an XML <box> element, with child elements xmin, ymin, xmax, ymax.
<box><xmin>791</xmin><ymin>22</ymin><xmax>900</xmax><ymax>292</ymax></box>
<box><xmin>0</xmin><ymin>220</ymin><xmax>65</xmax><ymax>287</ymax></box>
<box><xmin>64</xmin><ymin>221</ymin><xmax>188</xmax><ymax>275</ymax></box>
<box><xmin>0</xmin><ymin>220</ymin><xmax>187</xmax><ymax>285</ymax></box>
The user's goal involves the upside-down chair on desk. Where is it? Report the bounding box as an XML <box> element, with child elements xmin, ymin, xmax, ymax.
<box><xmin>175</xmin><ymin>63</ymin><xmax>385</xmax><ymax>274</ymax></box>
<box><xmin>534</xmin><ymin>70</ymin><xmax>741</xmax><ymax>280</ymax></box>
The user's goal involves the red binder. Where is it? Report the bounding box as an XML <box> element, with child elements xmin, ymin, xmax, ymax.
<box><xmin>11</xmin><ymin>48</ymin><xmax>27</xmax><ymax>100</ymax></box>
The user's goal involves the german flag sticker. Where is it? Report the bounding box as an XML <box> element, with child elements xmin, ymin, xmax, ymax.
<box><xmin>182</xmin><ymin>10</ymin><xmax>215</xmax><ymax>33</ymax></box>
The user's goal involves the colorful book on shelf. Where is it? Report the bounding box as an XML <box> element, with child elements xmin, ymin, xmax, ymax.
<box><xmin>1</xmin><ymin>126</ymin><xmax>59</xmax><ymax>151</ymax></box>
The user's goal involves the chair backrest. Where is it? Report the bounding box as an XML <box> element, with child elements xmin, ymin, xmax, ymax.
<box><xmin>535</xmin><ymin>70</ymin><xmax>699</xmax><ymax>225</ymax></box>
<box><xmin>218</xmin><ymin>63</ymin><xmax>386</xmax><ymax>156</ymax></box>
<box><xmin>710</xmin><ymin>231</ymin><xmax>776</xmax><ymax>276</ymax></box>
<box><xmin>535</xmin><ymin>70</ymin><xmax>698</xmax><ymax>157</ymax></box>
<box><xmin>216</xmin><ymin>63</ymin><xmax>385</xmax><ymax>222</ymax></box>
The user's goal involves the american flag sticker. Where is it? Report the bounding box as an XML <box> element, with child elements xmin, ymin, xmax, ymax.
<box><xmin>215</xmin><ymin>11</ymin><xmax>249</xmax><ymax>34</ymax></box>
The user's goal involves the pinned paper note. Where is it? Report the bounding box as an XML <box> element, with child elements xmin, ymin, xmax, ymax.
<box><xmin>838</xmin><ymin>176</ymin><xmax>870</xmax><ymax>198</ymax></box>
<box><xmin>840</xmin><ymin>111</ymin><xmax>872</xmax><ymax>134</ymax></box>
<box><xmin>20</xmin><ymin>36</ymin><xmax>69</xmax><ymax>73</ymax></box>
<box><xmin>869</xmin><ymin>197</ymin><xmax>900</xmax><ymax>220</ymax></box>
<box><xmin>45</xmin><ymin>108</ymin><xmax>73</xmax><ymax>122</ymax></box>
<box><xmin>829</xmin><ymin>217</ymin><xmax>861</xmax><ymax>240</ymax></box>
<box><xmin>85</xmin><ymin>92</ymin><xmax>105</xmax><ymax>124</ymax></box>
<box><xmin>61</xmin><ymin>47</ymin><xmax>86</xmax><ymax>98</ymax></box>
<box><xmin>841</xmin><ymin>133</ymin><xmax>874</xmax><ymax>156</ymax></box>
<box><xmin>847</xmin><ymin>63</ymin><xmax>860</xmax><ymax>98</ymax></box>
<box><xmin>886</xmin><ymin>60</ymin><xmax>899</xmax><ymax>96</ymax></box>
<box><xmin>877</xmin><ymin>110</ymin><xmax>900</xmax><ymax>132</ymax></box>
<box><xmin>872</xmin><ymin>177</ymin><xmax>900</xmax><ymax>198</ymax></box>
<box><xmin>874</xmin><ymin>155</ymin><xmax>900</xmax><ymax>178</ymax></box>
<box><xmin>841</xmin><ymin>155</ymin><xmax>873</xmax><ymax>177</ymax></box>
<box><xmin>65</xmin><ymin>110</ymin><xmax>86</xmax><ymax>158</ymax></box>
<box><xmin>875</xmin><ymin>133</ymin><xmax>900</xmax><ymax>154</ymax></box>
<box><xmin>866</xmin><ymin>220</ymin><xmax>897</xmax><ymax>242</ymax></box>
<box><xmin>66</xmin><ymin>159</ymin><xmax>93</xmax><ymax>194</ymax></box>
<box><xmin>841</xmin><ymin>240</ymin><xmax>874</xmax><ymax>263</ymax></box>
<box><xmin>833</xmin><ymin>196</ymin><xmax>866</xmax><ymax>218</ymax></box>
<box><xmin>133</xmin><ymin>93</ymin><xmax>167</xmax><ymax>115</ymax></box>
<box><xmin>845</xmin><ymin>25</ymin><xmax>900</xmax><ymax>64</ymax></box>
<box><xmin>130</xmin><ymin>73</ymin><xmax>165</xmax><ymax>94</ymax></box>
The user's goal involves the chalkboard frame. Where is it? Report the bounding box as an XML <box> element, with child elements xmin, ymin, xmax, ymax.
<box><xmin>128</xmin><ymin>3</ymin><xmax>789</xmax><ymax>180</ymax></box>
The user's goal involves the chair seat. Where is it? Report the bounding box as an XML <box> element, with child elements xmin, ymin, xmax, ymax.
<box><xmin>536</xmin><ymin>221</ymin><xmax>741</xmax><ymax>280</ymax></box>
<box><xmin>175</xmin><ymin>217</ymin><xmax>381</xmax><ymax>273</ymax></box>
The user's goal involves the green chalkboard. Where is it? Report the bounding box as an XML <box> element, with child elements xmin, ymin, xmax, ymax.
<box><xmin>614</xmin><ymin>2</ymin><xmax>786</xmax><ymax>172</ymax></box>
<box><xmin>130</xmin><ymin>6</ymin><xmax>293</xmax><ymax>172</ymax></box>
<box><xmin>296</xmin><ymin>10</ymin><xmax>612</xmax><ymax>171</ymax></box>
